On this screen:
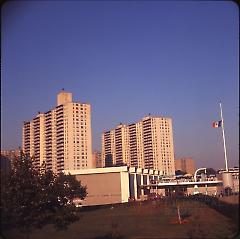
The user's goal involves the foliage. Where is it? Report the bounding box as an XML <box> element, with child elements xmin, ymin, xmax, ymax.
<box><xmin>206</xmin><ymin>168</ymin><xmax>217</xmax><ymax>176</ymax></box>
<box><xmin>1</xmin><ymin>153</ymin><xmax>87</xmax><ymax>235</ymax></box>
<box><xmin>175</xmin><ymin>170</ymin><xmax>186</xmax><ymax>176</ymax></box>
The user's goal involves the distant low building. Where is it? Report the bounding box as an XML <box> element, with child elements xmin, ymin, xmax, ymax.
<box><xmin>1</xmin><ymin>149</ymin><xmax>21</xmax><ymax>173</ymax></box>
<box><xmin>1</xmin><ymin>149</ymin><xmax>21</xmax><ymax>159</ymax></box>
<box><xmin>175</xmin><ymin>157</ymin><xmax>195</xmax><ymax>175</ymax></box>
<box><xmin>0</xmin><ymin>155</ymin><xmax>11</xmax><ymax>173</ymax></box>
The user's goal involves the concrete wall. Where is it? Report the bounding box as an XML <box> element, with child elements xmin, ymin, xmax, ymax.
<box><xmin>76</xmin><ymin>172</ymin><xmax>123</xmax><ymax>206</ymax></box>
<box><xmin>120</xmin><ymin>171</ymin><xmax>130</xmax><ymax>202</ymax></box>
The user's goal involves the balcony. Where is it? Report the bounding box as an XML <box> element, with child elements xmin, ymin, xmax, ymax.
<box><xmin>56</xmin><ymin>106</ymin><xmax>64</xmax><ymax>111</ymax></box>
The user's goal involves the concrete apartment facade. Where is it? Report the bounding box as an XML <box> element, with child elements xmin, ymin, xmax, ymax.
<box><xmin>175</xmin><ymin>157</ymin><xmax>196</xmax><ymax>175</ymax></box>
<box><xmin>22</xmin><ymin>90</ymin><xmax>92</xmax><ymax>173</ymax></box>
<box><xmin>102</xmin><ymin>116</ymin><xmax>175</xmax><ymax>175</ymax></box>
<box><xmin>92</xmin><ymin>151</ymin><xmax>102</xmax><ymax>168</ymax></box>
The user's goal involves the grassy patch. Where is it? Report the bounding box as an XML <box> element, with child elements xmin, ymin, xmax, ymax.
<box><xmin>2</xmin><ymin>198</ymin><xmax>238</xmax><ymax>239</ymax></box>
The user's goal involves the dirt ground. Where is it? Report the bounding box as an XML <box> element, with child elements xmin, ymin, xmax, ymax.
<box><xmin>218</xmin><ymin>194</ymin><xmax>239</xmax><ymax>204</ymax></box>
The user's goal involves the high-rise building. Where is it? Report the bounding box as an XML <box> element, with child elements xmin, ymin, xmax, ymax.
<box><xmin>102</xmin><ymin>116</ymin><xmax>175</xmax><ymax>175</ymax></box>
<box><xmin>92</xmin><ymin>151</ymin><xmax>102</xmax><ymax>168</ymax></box>
<box><xmin>175</xmin><ymin>157</ymin><xmax>195</xmax><ymax>175</ymax></box>
<box><xmin>22</xmin><ymin>90</ymin><xmax>92</xmax><ymax>173</ymax></box>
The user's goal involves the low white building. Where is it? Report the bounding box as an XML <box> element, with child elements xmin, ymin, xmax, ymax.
<box><xmin>64</xmin><ymin>166</ymin><xmax>165</xmax><ymax>206</ymax></box>
<box><xmin>64</xmin><ymin>166</ymin><xmax>224</xmax><ymax>206</ymax></box>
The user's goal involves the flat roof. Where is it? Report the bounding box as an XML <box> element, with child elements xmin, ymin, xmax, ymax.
<box><xmin>64</xmin><ymin>166</ymin><xmax>129</xmax><ymax>175</ymax></box>
<box><xmin>64</xmin><ymin>166</ymin><xmax>165</xmax><ymax>176</ymax></box>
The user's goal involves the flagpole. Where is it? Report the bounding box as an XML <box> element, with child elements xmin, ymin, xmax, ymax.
<box><xmin>219</xmin><ymin>102</ymin><xmax>228</xmax><ymax>172</ymax></box>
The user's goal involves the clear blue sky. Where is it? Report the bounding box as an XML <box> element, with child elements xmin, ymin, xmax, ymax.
<box><xmin>1</xmin><ymin>1</ymin><xmax>239</xmax><ymax>169</ymax></box>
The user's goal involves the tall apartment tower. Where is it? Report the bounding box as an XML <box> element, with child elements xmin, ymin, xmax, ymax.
<box><xmin>102</xmin><ymin>116</ymin><xmax>175</xmax><ymax>175</ymax></box>
<box><xmin>22</xmin><ymin>90</ymin><xmax>92</xmax><ymax>173</ymax></box>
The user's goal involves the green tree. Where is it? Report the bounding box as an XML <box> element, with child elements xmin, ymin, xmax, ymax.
<box><xmin>1</xmin><ymin>153</ymin><xmax>87</xmax><ymax>238</ymax></box>
<box><xmin>175</xmin><ymin>170</ymin><xmax>186</xmax><ymax>176</ymax></box>
<box><xmin>206</xmin><ymin>168</ymin><xmax>217</xmax><ymax>176</ymax></box>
